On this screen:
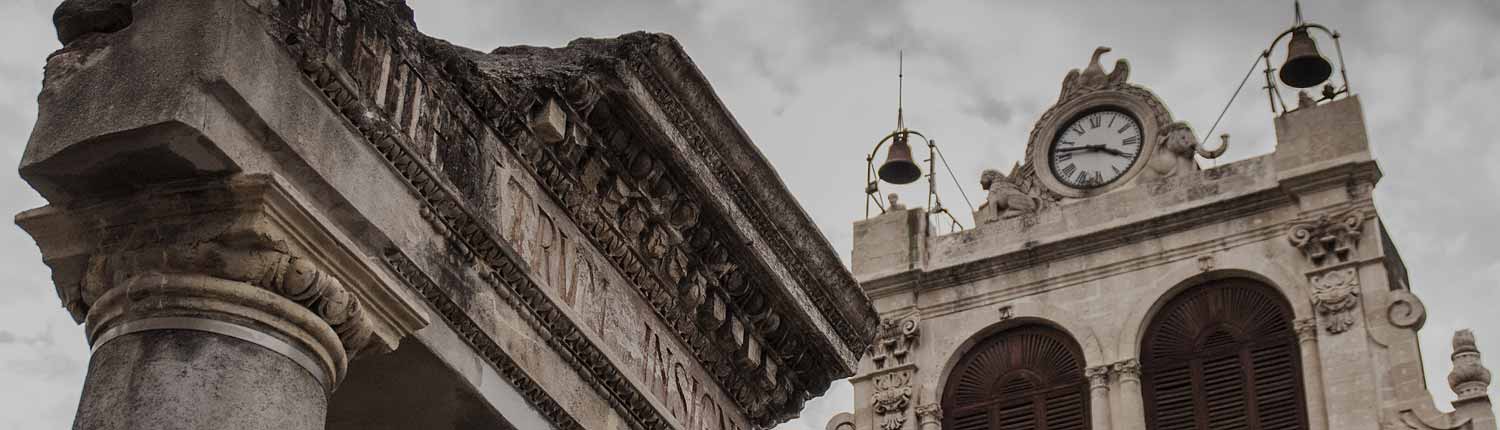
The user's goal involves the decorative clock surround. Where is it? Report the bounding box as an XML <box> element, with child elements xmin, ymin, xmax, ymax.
<box><xmin>1021</xmin><ymin>47</ymin><xmax>1177</xmax><ymax>200</ymax></box>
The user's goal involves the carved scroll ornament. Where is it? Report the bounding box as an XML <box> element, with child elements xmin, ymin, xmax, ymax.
<box><xmin>871</xmin><ymin>316</ymin><xmax>921</xmax><ymax>369</ymax></box>
<box><xmin>1288</xmin><ymin>209</ymin><xmax>1364</xmax><ymax>266</ymax></box>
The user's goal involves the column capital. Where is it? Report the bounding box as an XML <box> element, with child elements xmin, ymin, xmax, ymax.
<box><xmin>1086</xmin><ymin>365</ymin><xmax>1112</xmax><ymax>389</ymax></box>
<box><xmin>1112</xmin><ymin>358</ymin><xmax>1142</xmax><ymax>382</ymax></box>
<box><xmin>1295</xmin><ymin>317</ymin><xmax>1319</xmax><ymax>342</ymax></box>
<box><xmin>18</xmin><ymin>174</ymin><xmax>429</xmax><ymax>388</ymax></box>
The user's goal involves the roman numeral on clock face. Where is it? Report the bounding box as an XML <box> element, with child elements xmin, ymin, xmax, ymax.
<box><xmin>1060</xmin><ymin>163</ymin><xmax>1077</xmax><ymax>177</ymax></box>
<box><xmin>1122</xmin><ymin>136</ymin><xmax>1141</xmax><ymax>146</ymax></box>
<box><xmin>1071</xmin><ymin>124</ymin><xmax>1085</xmax><ymax>135</ymax></box>
<box><xmin>1088</xmin><ymin>115</ymin><xmax>1102</xmax><ymax>128</ymax></box>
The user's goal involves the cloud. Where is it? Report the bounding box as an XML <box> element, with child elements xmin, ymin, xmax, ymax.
<box><xmin>0</xmin><ymin>1</ymin><xmax>1496</xmax><ymax>429</ymax></box>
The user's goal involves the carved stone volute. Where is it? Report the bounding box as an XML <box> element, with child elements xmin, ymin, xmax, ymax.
<box><xmin>870</xmin><ymin>316</ymin><xmax>921</xmax><ymax>369</ymax></box>
<box><xmin>1288</xmin><ymin>208</ymin><xmax>1365</xmax><ymax>266</ymax></box>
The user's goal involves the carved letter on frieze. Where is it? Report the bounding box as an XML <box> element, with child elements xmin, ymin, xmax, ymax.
<box><xmin>872</xmin><ymin>370</ymin><xmax>913</xmax><ymax>430</ymax></box>
<box><xmin>1288</xmin><ymin>209</ymin><xmax>1364</xmax><ymax>266</ymax></box>
<box><xmin>870</xmin><ymin>317</ymin><xmax>921</xmax><ymax>369</ymax></box>
<box><xmin>1310</xmin><ymin>268</ymin><xmax>1360</xmax><ymax>334</ymax></box>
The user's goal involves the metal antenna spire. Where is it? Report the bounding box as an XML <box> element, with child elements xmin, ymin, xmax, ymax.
<box><xmin>1294</xmin><ymin>0</ymin><xmax>1304</xmax><ymax>25</ymax></box>
<box><xmin>897</xmin><ymin>51</ymin><xmax>905</xmax><ymax>130</ymax></box>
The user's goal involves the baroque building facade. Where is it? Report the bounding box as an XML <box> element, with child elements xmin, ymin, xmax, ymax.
<box><xmin>17</xmin><ymin>1</ymin><xmax>879</xmax><ymax>429</ymax></box>
<box><xmin>829</xmin><ymin>50</ymin><xmax>1497</xmax><ymax>430</ymax></box>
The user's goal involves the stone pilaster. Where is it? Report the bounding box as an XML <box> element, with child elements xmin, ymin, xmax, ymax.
<box><xmin>17</xmin><ymin>174</ymin><xmax>426</xmax><ymax>430</ymax></box>
<box><xmin>1295</xmin><ymin>318</ymin><xmax>1329</xmax><ymax>430</ymax></box>
<box><xmin>1111</xmin><ymin>359</ymin><xmax>1145</xmax><ymax>430</ymax></box>
<box><xmin>913</xmin><ymin>404</ymin><xmax>941</xmax><ymax>430</ymax></box>
<box><xmin>1086</xmin><ymin>365</ymin><xmax>1113</xmax><ymax>430</ymax></box>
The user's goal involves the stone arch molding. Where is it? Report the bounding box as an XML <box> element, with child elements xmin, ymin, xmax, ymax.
<box><xmin>1114</xmin><ymin>254</ymin><xmax>1314</xmax><ymax>361</ymax></box>
<box><xmin>928</xmin><ymin>303</ymin><xmax>1105</xmax><ymax>406</ymax></box>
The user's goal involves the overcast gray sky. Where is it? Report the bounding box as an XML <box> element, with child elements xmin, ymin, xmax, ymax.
<box><xmin>1</xmin><ymin>1</ymin><xmax>1497</xmax><ymax>429</ymax></box>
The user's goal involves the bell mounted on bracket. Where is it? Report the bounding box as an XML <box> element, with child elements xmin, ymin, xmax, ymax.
<box><xmin>863</xmin><ymin>52</ymin><xmax>972</xmax><ymax>233</ymax></box>
<box><xmin>1261</xmin><ymin>1</ymin><xmax>1354</xmax><ymax>114</ymax></box>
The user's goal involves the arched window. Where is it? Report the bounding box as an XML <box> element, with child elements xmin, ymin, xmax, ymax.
<box><xmin>1142</xmin><ymin>278</ymin><xmax>1308</xmax><ymax>430</ymax></box>
<box><xmin>942</xmin><ymin>324</ymin><xmax>1089</xmax><ymax>430</ymax></box>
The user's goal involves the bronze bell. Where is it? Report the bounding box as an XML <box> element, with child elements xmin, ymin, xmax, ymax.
<box><xmin>877</xmin><ymin>132</ymin><xmax>922</xmax><ymax>185</ymax></box>
<box><xmin>1279</xmin><ymin>27</ymin><xmax>1334</xmax><ymax>88</ymax></box>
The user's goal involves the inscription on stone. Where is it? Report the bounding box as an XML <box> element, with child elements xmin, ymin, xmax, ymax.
<box><xmin>502</xmin><ymin>175</ymin><xmax>746</xmax><ymax>430</ymax></box>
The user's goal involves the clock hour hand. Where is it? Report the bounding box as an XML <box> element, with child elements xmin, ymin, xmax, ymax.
<box><xmin>1057</xmin><ymin>145</ymin><xmax>1132</xmax><ymax>158</ymax></box>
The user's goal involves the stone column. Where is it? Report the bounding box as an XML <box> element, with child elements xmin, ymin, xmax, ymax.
<box><xmin>18</xmin><ymin>175</ymin><xmax>424</xmax><ymax>430</ymax></box>
<box><xmin>1086</xmin><ymin>365</ymin><xmax>1112</xmax><ymax>430</ymax></box>
<box><xmin>1111</xmin><ymin>359</ymin><xmax>1145</xmax><ymax>430</ymax></box>
<box><xmin>1295</xmin><ymin>318</ymin><xmax>1330</xmax><ymax>430</ymax></box>
<box><xmin>914</xmin><ymin>404</ymin><xmax>941</xmax><ymax>430</ymax></box>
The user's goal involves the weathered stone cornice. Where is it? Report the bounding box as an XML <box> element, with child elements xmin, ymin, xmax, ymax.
<box><xmin>255</xmin><ymin>1</ymin><xmax>870</xmax><ymax>425</ymax></box>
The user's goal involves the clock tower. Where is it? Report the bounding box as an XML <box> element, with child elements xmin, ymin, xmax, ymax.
<box><xmin>831</xmin><ymin>46</ymin><xmax>1496</xmax><ymax>430</ymax></box>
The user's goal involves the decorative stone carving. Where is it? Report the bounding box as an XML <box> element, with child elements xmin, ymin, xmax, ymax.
<box><xmin>1111</xmin><ymin>358</ymin><xmax>1142</xmax><ymax>382</ymax></box>
<box><xmin>1146</xmin><ymin>122</ymin><xmax>1228</xmax><ymax>178</ymax></box>
<box><xmin>1086</xmin><ymin>365</ymin><xmax>1112</xmax><ymax>389</ymax></box>
<box><xmin>871</xmin><ymin>316</ymin><xmax>921</xmax><ymax>369</ymax></box>
<box><xmin>872</xmin><ymin>370</ymin><xmax>914</xmax><ymax>430</ymax></box>
<box><xmin>977</xmin><ymin>167</ymin><xmax>1042</xmax><ymax>223</ymax></box>
<box><xmin>1059</xmin><ymin>47</ymin><xmax>1130</xmax><ymax>102</ymax></box>
<box><xmin>16</xmin><ymin>174</ymin><xmax>428</xmax><ymax>389</ymax></box>
<box><xmin>1310</xmin><ymin>268</ymin><xmax>1361</xmax><ymax>334</ymax></box>
<box><xmin>888</xmin><ymin>193</ymin><xmax>906</xmax><ymax>210</ymax></box>
<box><xmin>1288</xmin><ymin>208</ymin><xmax>1365</xmax><ymax>266</ymax></box>
<box><xmin>1449</xmin><ymin>329</ymin><xmax>1492</xmax><ymax>400</ymax></box>
<box><xmin>1294</xmin><ymin>318</ymin><xmax>1319</xmax><ymax>342</ymax></box>
<box><xmin>1197</xmin><ymin>254</ymin><xmax>1217</xmax><ymax>272</ymax></box>
<box><xmin>915</xmin><ymin>403</ymin><xmax>943</xmax><ymax>430</ymax></box>
<box><xmin>1389</xmin><ymin>289</ymin><xmax>1428</xmax><ymax>329</ymax></box>
<box><xmin>997</xmin><ymin>305</ymin><xmax>1014</xmax><ymax>321</ymax></box>
<box><xmin>826</xmin><ymin>412</ymin><xmax>856</xmax><ymax>430</ymax></box>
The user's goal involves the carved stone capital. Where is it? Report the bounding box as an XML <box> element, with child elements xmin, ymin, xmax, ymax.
<box><xmin>914</xmin><ymin>403</ymin><xmax>943</xmax><ymax>424</ymax></box>
<box><xmin>1309</xmin><ymin>267</ymin><xmax>1361</xmax><ymax>334</ymax></box>
<box><xmin>17</xmin><ymin>174</ymin><xmax>428</xmax><ymax>388</ymax></box>
<box><xmin>1294</xmin><ymin>318</ymin><xmax>1319</xmax><ymax>342</ymax></box>
<box><xmin>871</xmin><ymin>316</ymin><xmax>921</xmax><ymax>369</ymax></box>
<box><xmin>1288</xmin><ymin>208</ymin><xmax>1364</xmax><ymax>266</ymax></box>
<box><xmin>1086</xmin><ymin>365</ymin><xmax>1112</xmax><ymax>389</ymax></box>
<box><xmin>1112</xmin><ymin>358</ymin><xmax>1142</xmax><ymax>382</ymax></box>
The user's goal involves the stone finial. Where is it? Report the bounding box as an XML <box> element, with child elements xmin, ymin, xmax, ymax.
<box><xmin>1449</xmin><ymin>329</ymin><xmax>1492</xmax><ymax>399</ymax></box>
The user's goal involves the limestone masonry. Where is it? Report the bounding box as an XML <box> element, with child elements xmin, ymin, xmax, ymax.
<box><xmin>831</xmin><ymin>43</ymin><xmax>1495</xmax><ymax>430</ymax></box>
<box><xmin>18</xmin><ymin>1</ymin><xmax>878</xmax><ymax>429</ymax></box>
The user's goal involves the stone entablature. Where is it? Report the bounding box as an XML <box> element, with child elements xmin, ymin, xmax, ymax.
<box><xmin>19</xmin><ymin>1</ymin><xmax>877</xmax><ymax>429</ymax></box>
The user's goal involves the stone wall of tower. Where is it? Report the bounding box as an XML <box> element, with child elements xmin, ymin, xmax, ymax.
<box><xmin>838</xmin><ymin>96</ymin><xmax>1495</xmax><ymax>430</ymax></box>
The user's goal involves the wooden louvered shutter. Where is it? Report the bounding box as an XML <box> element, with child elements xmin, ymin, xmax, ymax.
<box><xmin>942</xmin><ymin>324</ymin><xmax>1090</xmax><ymax>430</ymax></box>
<box><xmin>1142</xmin><ymin>279</ymin><xmax>1309</xmax><ymax>430</ymax></box>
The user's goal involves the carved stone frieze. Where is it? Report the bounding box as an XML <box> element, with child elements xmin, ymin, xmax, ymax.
<box><xmin>872</xmin><ymin>369</ymin><xmax>914</xmax><ymax>430</ymax></box>
<box><xmin>1310</xmin><ymin>267</ymin><xmax>1361</xmax><ymax>334</ymax></box>
<box><xmin>261</xmin><ymin>2</ymin><xmax>870</xmax><ymax>427</ymax></box>
<box><xmin>1288</xmin><ymin>208</ymin><xmax>1365</xmax><ymax>266</ymax></box>
<box><xmin>870</xmin><ymin>316</ymin><xmax>921</xmax><ymax>369</ymax></box>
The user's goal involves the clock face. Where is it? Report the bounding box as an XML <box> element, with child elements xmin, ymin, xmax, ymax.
<box><xmin>1048</xmin><ymin>110</ymin><xmax>1144</xmax><ymax>189</ymax></box>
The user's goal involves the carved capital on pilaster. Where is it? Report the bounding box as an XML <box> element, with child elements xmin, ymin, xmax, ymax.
<box><xmin>870</xmin><ymin>315</ymin><xmax>921</xmax><ymax>369</ymax></box>
<box><xmin>1111</xmin><ymin>358</ymin><xmax>1141</xmax><ymax>382</ymax></box>
<box><xmin>915</xmin><ymin>403</ymin><xmax>942</xmax><ymax>429</ymax></box>
<box><xmin>1287</xmin><ymin>208</ymin><xmax>1364</xmax><ymax>266</ymax></box>
<box><xmin>1086</xmin><ymin>365</ymin><xmax>1112</xmax><ymax>389</ymax></box>
<box><xmin>17</xmin><ymin>174</ymin><xmax>429</xmax><ymax>388</ymax></box>
<box><xmin>1294</xmin><ymin>318</ymin><xmax>1319</xmax><ymax>342</ymax></box>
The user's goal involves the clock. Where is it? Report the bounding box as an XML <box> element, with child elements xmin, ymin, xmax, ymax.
<box><xmin>1048</xmin><ymin>109</ymin><xmax>1144</xmax><ymax>189</ymax></box>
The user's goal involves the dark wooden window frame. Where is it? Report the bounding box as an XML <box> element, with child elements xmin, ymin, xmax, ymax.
<box><xmin>942</xmin><ymin>323</ymin><xmax>1091</xmax><ymax>430</ymax></box>
<box><xmin>1141</xmin><ymin>278</ymin><xmax>1310</xmax><ymax>430</ymax></box>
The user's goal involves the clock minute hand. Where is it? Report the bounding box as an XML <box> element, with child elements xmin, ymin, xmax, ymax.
<box><xmin>1056</xmin><ymin>144</ymin><xmax>1106</xmax><ymax>153</ymax></box>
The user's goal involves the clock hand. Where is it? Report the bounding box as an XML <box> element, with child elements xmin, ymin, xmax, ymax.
<box><xmin>1055</xmin><ymin>145</ymin><xmax>1106</xmax><ymax>153</ymax></box>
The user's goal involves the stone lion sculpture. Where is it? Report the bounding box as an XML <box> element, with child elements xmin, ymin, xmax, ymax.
<box><xmin>978</xmin><ymin>169</ymin><xmax>1040</xmax><ymax>223</ymax></box>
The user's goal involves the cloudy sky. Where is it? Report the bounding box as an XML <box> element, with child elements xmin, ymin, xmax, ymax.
<box><xmin>0</xmin><ymin>1</ymin><xmax>1497</xmax><ymax>429</ymax></box>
